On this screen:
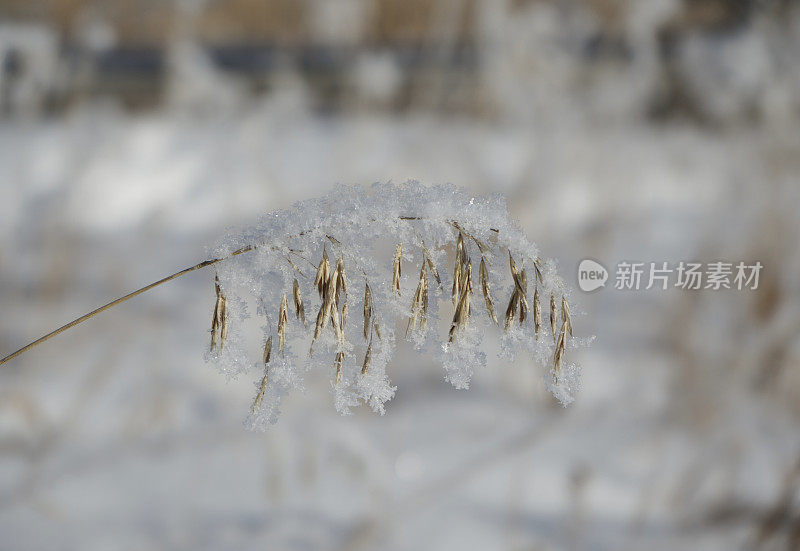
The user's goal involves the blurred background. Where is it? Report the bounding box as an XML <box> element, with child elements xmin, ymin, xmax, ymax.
<box><xmin>1</xmin><ymin>0</ymin><xmax>799</xmax><ymax>549</ymax></box>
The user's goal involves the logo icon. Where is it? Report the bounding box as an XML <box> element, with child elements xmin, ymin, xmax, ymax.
<box><xmin>578</xmin><ymin>259</ymin><xmax>608</xmax><ymax>292</ymax></box>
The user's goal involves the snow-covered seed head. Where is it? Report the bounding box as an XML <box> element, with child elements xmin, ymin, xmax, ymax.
<box><xmin>206</xmin><ymin>183</ymin><xmax>589</xmax><ymax>428</ymax></box>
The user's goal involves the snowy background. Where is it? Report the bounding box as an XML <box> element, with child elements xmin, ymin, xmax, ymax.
<box><xmin>1</xmin><ymin>1</ymin><xmax>800</xmax><ymax>549</ymax></box>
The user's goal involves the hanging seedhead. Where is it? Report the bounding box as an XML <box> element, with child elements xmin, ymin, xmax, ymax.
<box><xmin>361</xmin><ymin>335</ymin><xmax>373</xmax><ymax>375</ymax></box>
<box><xmin>550</xmin><ymin>294</ymin><xmax>557</xmax><ymax>342</ymax></box>
<box><xmin>533</xmin><ymin>286</ymin><xmax>542</xmax><ymax>338</ymax></box>
<box><xmin>252</xmin><ymin>336</ymin><xmax>272</xmax><ymax>413</ymax></box>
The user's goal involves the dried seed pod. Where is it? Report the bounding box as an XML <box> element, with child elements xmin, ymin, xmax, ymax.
<box><xmin>293</xmin><ymin>278</ymin><xmax>305</xmax><ymax>325</ymax></box>
<box><xmin>479</xmin><ymin>257</ymin><xmax>498</xmax><ymax>324</ymax></box>
<box><xmin>561</xmin><ymin>296</ymin><xmax>573</xmax><ymax>337</ymax></box>
<box><xmin>533</xmin><ymin>286</ymin><xmax>542</xmax><ymax>338</ymax></box>
<box><xmin>363</xmin><ymin>283</ymin><xmax>372</xmax><ymax>340</ymax></box>
<box><xmin>278</xmin><ymin>293</ymin><xmax>288</xmax><ymax>355</ymax></box>
<box><xmin>361</xmin><ymin>336</ymin><xmax>373</xmax><ymax>375</ymax></box>
<box><xmin>314</xmin><ymin>247</ymin><xmax>330</xmax><ymax>298</ymax></box>
<box><xmin>392</xmin><ymin>244</ymin><xmax>402</xmax><ymax>296</ymax></box>
<box><xmin>550</xmin><ymin>294</ymin><xmax>557</xmax><ymax>342</ymax></box>
<box><xmin>210</xmin><ymin>275</ymin><xmax>228</xmax><ymax>352</ymax></box>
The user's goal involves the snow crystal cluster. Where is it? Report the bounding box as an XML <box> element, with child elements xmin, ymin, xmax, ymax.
<box><xmin>205</xmin><ymin>182</ymin><xmax>590</xmax><ymax>430</ymax></box>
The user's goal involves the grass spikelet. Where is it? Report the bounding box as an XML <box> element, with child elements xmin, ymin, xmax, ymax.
<box><xmin>335</xmin><ymin>256</ymin><xmax>347</xmax><ymax>306</ymax></box>
<box><xmin>479</xmin><ymin>257</ymin><xmax>498</xmax><ymax>324</ymax></box>
<box><xmin>334</xmin><ymin>351</ymin><xmax>345</xmax><ymax>384</ymax></box>
<box><xmin>452</xmin><ymin>233</ymin><xmax>465</xmax><ymax>306</ymax></box>
<box><xmin>252</xmin><ymin>336</ymin><xmax>272</xmax><ymax>413</ymax></box>
<box><xmin>533</xmin><ymin>286</ymin><xmax>542</xmax><ymax>338</ymax></box>
<box><xmin>421</xmin><ymin>243</ymin><xmax>441</xmax><ymax>286</ymax></box>
<box><xmin>504</xmin><ymin>253</ymin><xmax>528</xmax><ymax>330</ymax></box>
<box><xmin>361</xmin><ymin>336</ymin><xmax>372</xmax><ymax>375</ymax></box>
<box><xmin>406</xmin><ymin>260</ymin><xmax>429</xmax><ymax>336</ymax></box>
<box><xmin>293</xmin><ymin>278</ymin><xmax>305</xmax><ymax>325</ymax></box>
<box><xmin>449</xmin><ymin>260</ymin><xmax>472</xmax><ymax>342</ymax></box>
<box><xmin>392</xmin><ymin>244</ymin><xmax>402</xmax><ymax>296</ymax></box>
<box><xmin>278</xmin><ymin>293</ymin><xmax>288</xmax><ymax>356</ymax></box>
<box><xmin>210</xmin><ymin>275</ymin><xmax>228</xmax><ymax>352</ymax></box>
<box><xmin>314</xmin><ymin>246</ymin><xmax>330</xmax><ymax>299</ymax></box>
<box><xmin>363</xmin><ymin>283</ymin><xmax>372</xmax><ymax>340</ymax></box>
<box><xmin>341</xmin><ymin>302</ymin><xmax>348</xmax><ymax>330</ymax></box>
<box><xmin>561</xmin><ymin>296</ymin><xmax>573</xmax><ymax>337</ymax></box>
<box><xmin>550</xmin><ymin>294</ymin><xmax>557</xmax><ymax>342</ymax></box>
<box><xmin>554</xmin><ymin>319</ymin><xmax>567</xmax><ymax>379</ymax></box>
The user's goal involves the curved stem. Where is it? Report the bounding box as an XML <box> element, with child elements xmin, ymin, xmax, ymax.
<box><xmin>0</xmin><ymin>246</ymin><xmax>253</xmax><ymax>367</ymax></box>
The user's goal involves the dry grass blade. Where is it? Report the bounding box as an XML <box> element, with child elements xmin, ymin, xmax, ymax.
<box><xmin>278</xmin><ymin>293</ymin><xmax>288</xmax><ymax>355</ymax></box>
<box><xmin>361</xmin><ymin>335</ymin><xmax>372</xmax><ymax>375</ymax></box>
<box><xmin>363</xmin><ymin>283</ymin><xmax>372</xmax><ymax>340</ymax></box>
<box><xmin>479</xmin><ymin>257</ymin><xmax>498</xmax><ymax>324</ymax></box>
<box><xmin>252</xmin><ymin>336</ymin><xmax>272</xmax><ymax>413</ymax></box>
<box><xmin>550</xmin><ymin>294</ymin><xmax>557</xmax><ymax>342</ymax></box>
<box><xmin>210</xmin><ymin>275</ymin><xmax>228</xmax><ymax>352</ymax></box>
<box><xmin>561</xmin><ymin>296</ymin><xmax>573</xmax><ymax>336</ymax></box>
<box><xmin>314</xmin><ymin>247</ymin><xmax>330</xmax><ymax>299</ymax></box>
<box><xmin>533</xmin><ymin>286</ymin><xmax>542</xmax><ymax>338</ymax></box>
<box><xmin>293</xmin><ymin>278</ymin><xmax>305</xmax><ymax>325</ymax></box>
<box><xmin>449</xmin><ymin>261</ymin><xmax>472</xmax><ymax>342</ymax></box>
<box><xmin>392</xmin><ymin>244</ymin><xmax>402</xmax><ymax>296</ymax></box>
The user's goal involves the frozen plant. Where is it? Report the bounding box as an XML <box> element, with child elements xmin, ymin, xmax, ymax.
<box><xmin>0</xmin><ymin>182</ymin><xmax>591</xmax><ymax>430</ymax></box>
<box><xmin>204</xmin><ymin>183</ymin><xmax>590</xmax><ymax>430</ymax></box>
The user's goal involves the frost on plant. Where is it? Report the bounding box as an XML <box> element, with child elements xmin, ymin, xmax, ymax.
<box><xmin>204</xmin><ymin>182</ymin><xmax>592</xmax><ymax>430</ymax></box>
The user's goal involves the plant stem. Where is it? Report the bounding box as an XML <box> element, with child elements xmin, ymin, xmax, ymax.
<box><xmin>0</xmin><ymin>246</ymin><xmax>253</xmax><ymax>367</ymax></box>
